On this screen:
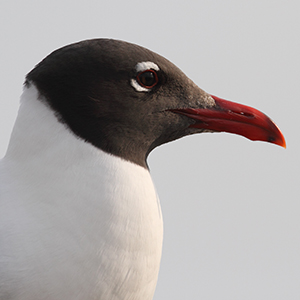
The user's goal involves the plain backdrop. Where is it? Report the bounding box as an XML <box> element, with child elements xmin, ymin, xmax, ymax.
<box><xmin>1</xmin><ymin>1</ymin><xmax>299</xmax><ymax>299</ymax></box>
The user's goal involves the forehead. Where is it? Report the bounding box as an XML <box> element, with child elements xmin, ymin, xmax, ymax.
<box><xmin>68</xmin><ymin>39</ymin><xmax>181</xmax><ymax>73</ymax></box>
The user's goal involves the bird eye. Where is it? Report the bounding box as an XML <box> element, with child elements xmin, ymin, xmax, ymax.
<box><xmin>136</xmin><ymin>70</ymin><xmax>158</xmax><ymax>89</ymax></box>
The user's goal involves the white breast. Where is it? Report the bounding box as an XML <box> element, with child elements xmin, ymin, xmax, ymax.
<box><xmin>0</xmin><ymin>86</ymin><xmax>163</xmax><ymax>300</ymax></box>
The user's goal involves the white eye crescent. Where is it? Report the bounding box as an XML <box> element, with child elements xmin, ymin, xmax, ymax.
<box><xmin>131</xmin><ymin>61</ymin><xmax>160</xmax><ymax>92</ymax></box>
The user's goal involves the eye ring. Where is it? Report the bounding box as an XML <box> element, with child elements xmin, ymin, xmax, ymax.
<box><xmin>136</xmin><ymin>69</ymin><xmax>159</xmax><ymax>89</ymax></box>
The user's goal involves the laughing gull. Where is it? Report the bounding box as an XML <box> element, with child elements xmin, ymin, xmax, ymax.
<box><xmin>0</xmin><ymin>39</ymin><xmax>285</xmax><ymax>300</ymax></box>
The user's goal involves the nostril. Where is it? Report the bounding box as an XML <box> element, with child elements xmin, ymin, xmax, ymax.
<box><xmin>229</xmin><ymin>110</ymin><xmax>255</xmax><ymax>118</ymax></box>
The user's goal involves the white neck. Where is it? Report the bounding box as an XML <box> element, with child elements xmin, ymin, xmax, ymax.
<box><xmin>1</xmin><ymin>85</ymin><xmax>163</xmax><ymax>300</ymax></box>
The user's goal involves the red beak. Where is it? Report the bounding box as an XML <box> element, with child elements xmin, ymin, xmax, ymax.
<box><xmin>170</xmin><ymin>94</ymin><xmax>286</xmax><ymax>148</ymax></box>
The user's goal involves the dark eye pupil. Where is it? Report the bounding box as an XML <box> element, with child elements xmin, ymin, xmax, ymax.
<box><xmin>137</xmin><ymin>70</ymin><xmax>158</xmax><ymax>88</ymax></box>
<box><xmin>139</xmin><ymin>72</ymin><xmax>154</xmax><ymax>86</ymax></box>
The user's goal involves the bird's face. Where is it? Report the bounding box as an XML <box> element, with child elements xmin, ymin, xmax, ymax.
<box><xmin>26</xmin><ymin>39</ymin><xmax>285</xmax><ymax>168</ymax></box>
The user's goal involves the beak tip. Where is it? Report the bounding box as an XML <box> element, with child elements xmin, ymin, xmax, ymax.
<box><xmin>269</xmin><ymin>133</ymin><xmax>286</xmax><ymax>148</ymax></box>
<box><xmin>272</xmin><ymin>126</ymin><xmax>286</xmax><ymax>149</ymax></box>
<box><xmin>280</xmin><ymin>138</ymin><xmax>287</xmax><ymax>149</ymax></box>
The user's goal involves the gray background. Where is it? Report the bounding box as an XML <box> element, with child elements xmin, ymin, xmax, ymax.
<box><xmin>0</xmin><ymin>1</ymin><xmax>299</xmax><ymax>299</ymax></box>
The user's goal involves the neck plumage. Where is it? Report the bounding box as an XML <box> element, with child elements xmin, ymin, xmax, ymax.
<box><xmin>1</xmin><ymin>85</ymin><xmax>163</xmax><ymax>300</ymax></box>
